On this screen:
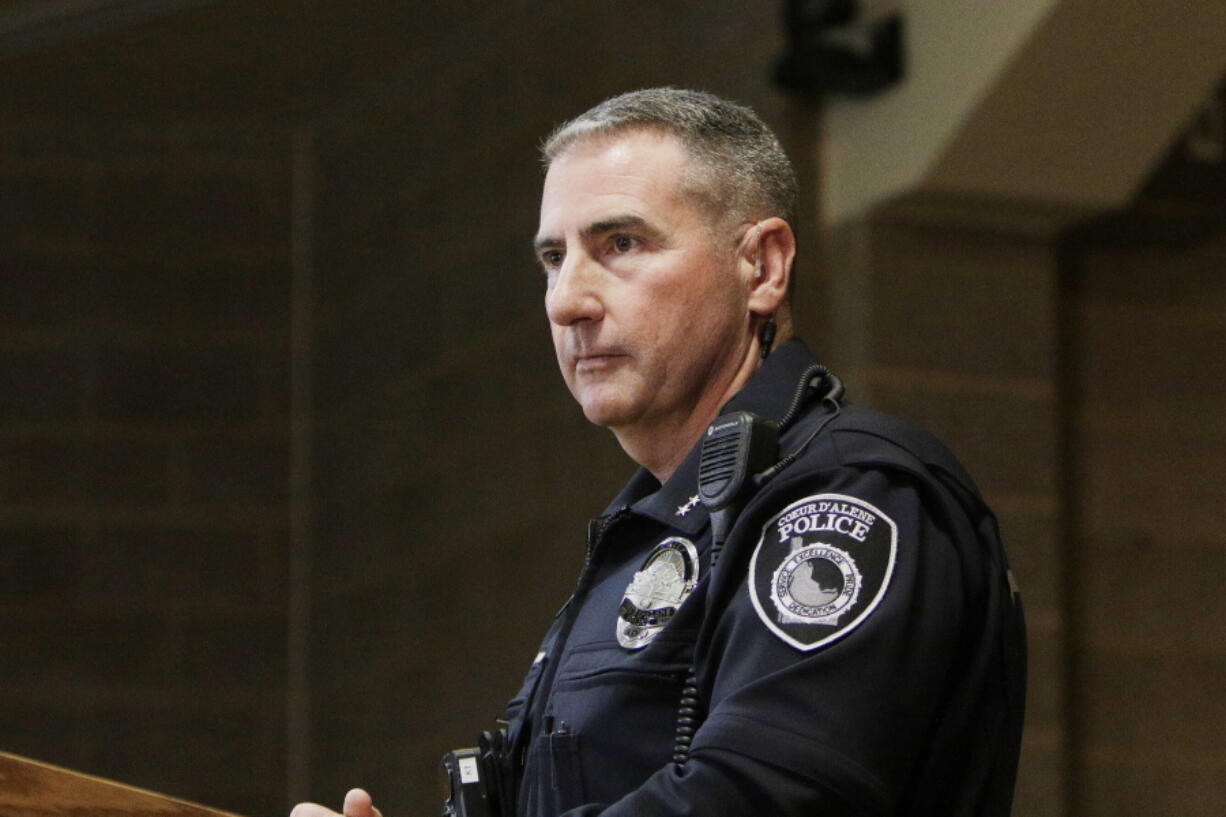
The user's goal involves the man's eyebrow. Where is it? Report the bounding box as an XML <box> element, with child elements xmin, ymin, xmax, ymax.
<box><xmin>532</xmin><ymin>233</ymin><xmax>561</xmax><ymax>254</ymax></box>
<box><xmin>581</xmin><ymin>215</ymin><xmax>652</xmax><ymax>240</ymax></box>
<box><xmin>532</xmin><ymin>215</ymin><xmax>656</xmax><ymax>254</ymax></box>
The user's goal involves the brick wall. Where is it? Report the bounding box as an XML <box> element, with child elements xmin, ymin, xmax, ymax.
<box><xmin>0</xmin><ymin>121</ymin><xmax>294</xmax><ymax>817</ymax></box>
<box><xmin>1060</xmin><ymin>113</ymin><xmax>1226</xmax><ymax>816</ymax></box>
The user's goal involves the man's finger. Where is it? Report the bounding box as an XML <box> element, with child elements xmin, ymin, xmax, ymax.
<box><xmin>342</xmin><ymin>788</ymin><xmax>381</xmax><ymax>817</ymax></box>
<box><xmin>289</xmin><ymin>804</ymin><xmax>340</xmax><ymax>817</ymax></box>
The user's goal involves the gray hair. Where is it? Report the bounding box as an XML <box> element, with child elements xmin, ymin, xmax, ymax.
<box><xmin>542</xmin><ymin>88</ymin><xmax>798</xmax><ymax>232</ymax></box>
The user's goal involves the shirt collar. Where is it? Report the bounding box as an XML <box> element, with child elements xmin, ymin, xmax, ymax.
<box><xmin>604</xmin><ymin>338</ymin><xmax>819</xmax><ymax>535</ymax></box>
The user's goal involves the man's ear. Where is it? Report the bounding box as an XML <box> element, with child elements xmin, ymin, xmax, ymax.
<box><xmin>744</xmin><ymin>217</ymin><xmax>795</xmax><ymax>317</ymax></box>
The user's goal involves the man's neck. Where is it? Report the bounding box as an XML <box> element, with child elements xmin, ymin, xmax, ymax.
<box><xmin>616</xmin><ymin>327</ymin><xmax>791</xmax><ymax>483</ymax></box>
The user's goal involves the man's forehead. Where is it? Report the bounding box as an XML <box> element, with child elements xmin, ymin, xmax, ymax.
<box><xmin>536</xmin><ymin>131</ymin><xmax>697</xmax><ymax>240</ymax></box>
<box><xmin>547</xmin><ymin>133</ymin><xmax>685</xmax><ymax>192</ymax></box>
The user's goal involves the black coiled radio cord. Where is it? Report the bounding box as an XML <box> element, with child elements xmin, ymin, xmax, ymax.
<box><xmin>672</xmin><ymin>674</ymin><xmax>705</xmax><ymax>766</ymax></box>
<box><xmin>671</xmin><ymin>363</ymin><xmax>843</xmax><ymax>770</ymax></box>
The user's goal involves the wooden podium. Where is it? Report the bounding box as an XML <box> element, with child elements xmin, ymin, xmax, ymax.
<box><xmin>0</xmin><ymin>751</ymin><xmax>247</xmax><ymax>817</ymax></box>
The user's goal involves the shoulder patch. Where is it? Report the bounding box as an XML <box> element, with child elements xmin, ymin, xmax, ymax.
<box><xmin>749</xmin><ymin>493</ymin><xmax>897</xmax><ymax>651</ymax></box>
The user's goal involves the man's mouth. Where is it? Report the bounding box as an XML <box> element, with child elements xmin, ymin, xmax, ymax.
<box><xmin>574</xmin><ymin>352</ymin><xmax>627</xmax><ymax>372</ymax></box>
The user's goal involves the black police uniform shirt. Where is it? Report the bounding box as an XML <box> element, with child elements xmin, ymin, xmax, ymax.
<box><xmin>502</xmin><ymin>339</ymin><xmax>1027</xmax><ymax>817</ymax></box>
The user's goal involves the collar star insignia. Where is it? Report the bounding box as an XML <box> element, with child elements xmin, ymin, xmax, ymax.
<box><xmin>676</xmin><ymin>494</ymin><xmax>701</xmax><ymax>516</ymax></box>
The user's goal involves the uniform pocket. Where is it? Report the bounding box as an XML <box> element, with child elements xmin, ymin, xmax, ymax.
<box><xmin>522</xmin><ymin>724</ymin><xmax>586</xmax><ymax>817</ymax></box>
<box><xmin>544</xmin><ymin>641</ymin><xmax>694</xmax><ymax>806</ymax></box>
<box><xmin>554</xmin><ymin>631</ymin><xmax>696</xmax><ymax>681</ymax></box>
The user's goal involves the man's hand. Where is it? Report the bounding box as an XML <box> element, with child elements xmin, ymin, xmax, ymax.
<box><xmin>290</xmin><ymin>788</ymin><xmax>383</xmax><ymax>817</ymax></box>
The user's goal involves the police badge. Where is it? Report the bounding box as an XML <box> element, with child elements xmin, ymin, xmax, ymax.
<box><xmin>750</xmin><ymin>493</ymin><xmax>897</xmax><ymax>651</ymax></box>
<box><xmin>616</xmin><ymin>537</ymin><xmax>699</xmax><ymax>649</ymax></box>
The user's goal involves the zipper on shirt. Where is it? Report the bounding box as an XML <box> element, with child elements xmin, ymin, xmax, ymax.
<box><xmin>553</xmin><ymin>509</ymin><xmax>627</xmax><ymax>618</ymax></box>
<box><xmin>533</xmin><ymin>508</ymin><xmax>627</xmax><ymax>730</ymax></box>
<box><xmin>523</xmin><ymin>507</ymin><xmax>628</xmax><ymax>814</ymax></box>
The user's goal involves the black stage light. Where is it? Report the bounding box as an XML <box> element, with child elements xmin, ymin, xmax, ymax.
<box><xmin>774</xmin><ymin>0</ymin><xmax>905</xmax><ymax>98</ymax></box>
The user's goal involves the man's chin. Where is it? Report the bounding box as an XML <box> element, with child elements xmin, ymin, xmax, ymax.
<box><xmin>580</xmin><ymin>401</ymin><xmax>631</xmax><ymax>428</ymax></box>
<box><xmin>575</xmin><ymin>391</ymin><xmax>639</xmax><ymax>429</ymax></box>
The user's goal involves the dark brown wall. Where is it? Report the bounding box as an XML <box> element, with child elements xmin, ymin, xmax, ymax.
<box><xmin>1061</xmin><ymin>135</ymin><xmax>1226</xmax><ymax>816</ymax></box>
<box><xmin>0</xmin><ymin>122</ymin><xmax>293</xmax><ymax>816</ymax></box>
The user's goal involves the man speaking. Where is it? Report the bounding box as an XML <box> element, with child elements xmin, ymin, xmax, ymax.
<box><xmin>295</xmin><ymin>87</ymin><xmax>1026</xmax><ymax>817</ymax></box>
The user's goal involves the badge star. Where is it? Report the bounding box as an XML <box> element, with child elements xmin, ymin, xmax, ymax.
<box><xmin>676</xmin><ymin>494</ymin><xmax>701</xmax><ymax>516</ymax></box>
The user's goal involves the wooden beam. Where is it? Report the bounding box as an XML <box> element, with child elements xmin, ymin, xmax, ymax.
<box><xmin>0</xmin><ymin>751</ymin><xmax>246</xmax><ymax>817</ymax></box>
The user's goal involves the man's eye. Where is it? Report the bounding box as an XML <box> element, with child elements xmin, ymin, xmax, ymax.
<box><xmin>611</xmin><ymin>235</ymin><xmax>637</xmax><ymax>253</ymax></box>
<box><xmin>541</xmin><ymin>250</ymin><xmax>564</xmax><ymax>269</ymax></box>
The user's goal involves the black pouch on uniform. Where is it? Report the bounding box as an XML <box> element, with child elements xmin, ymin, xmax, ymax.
<box><xmin>441</xmin><ymin>729</ymin><xmax>513</xmax><ymax>817</ymax></box>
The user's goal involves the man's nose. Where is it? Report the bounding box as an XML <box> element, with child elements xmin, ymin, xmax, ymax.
<box><xmin>545</xmin><ymin>253</ymin><xmax>604</xmax><ymax>327</ymax></box>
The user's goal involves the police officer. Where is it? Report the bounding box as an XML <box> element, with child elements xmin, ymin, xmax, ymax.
<box><xmin>294</xmin><ymin>88</ymin><xmax>1025</xmax><ymax>817</ymax></box>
